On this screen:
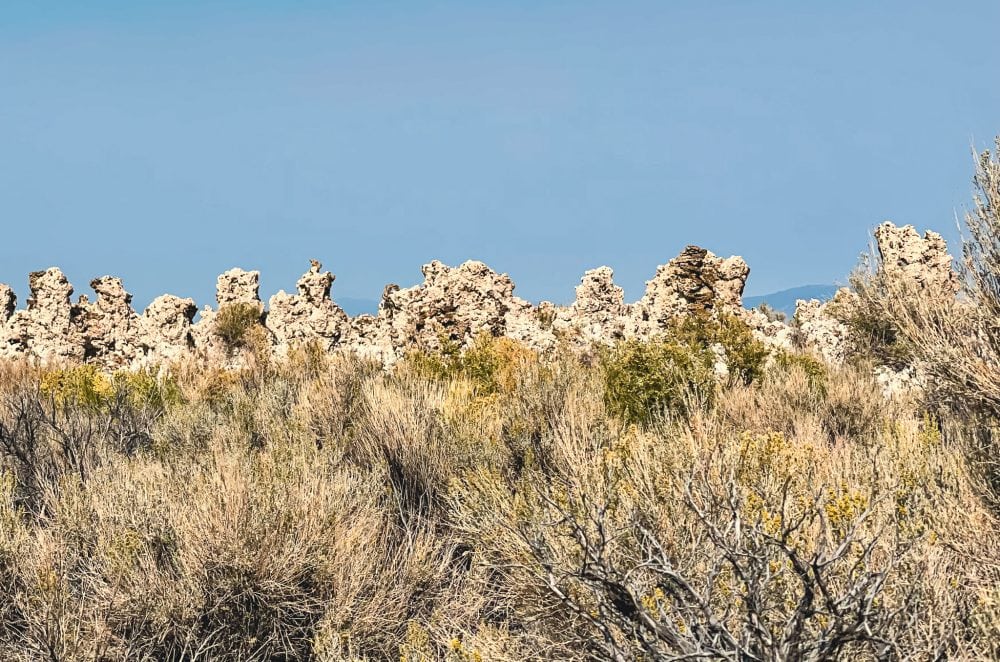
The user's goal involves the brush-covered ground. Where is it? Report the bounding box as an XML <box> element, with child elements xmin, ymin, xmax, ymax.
<box><xmin>0</xmin><ymin>314</ymin><xmax>998</xmax><ymax>661</ymax></box>
<box><xmin>3</xmin><ymin>143</ymin><xmax>1000</xmax><ymax>662</ymax></box>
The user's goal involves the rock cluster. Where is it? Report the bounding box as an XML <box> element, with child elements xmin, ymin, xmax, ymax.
<box><xmin>793</xmin><ymin>290</ymin><xmax>853</xmax><ymax>364</ymax></box>
<box><xmin>78</xmin><ymin>277</ymin><xmax>143</xmax><ymax>367</ymax></box>
<box><xmin>873</xmin><ymin>222</ymin><xmax>957</xmax><ymax>294</ymax></box>
<box><xmin>141</xmin><ymin>295</ymin><xmax>198</xmax><ymax>364</ymax></box>
<box><xmin>3</xmin><ymin>268</ymin><xmax>84</xmax><ymax>363</ymax></box>
<box><xmin>0</xmin><ymin>284</ymin><xmax>14</xmax><ymax>322</ymax></box>
<box><xmin>346</xmin><ymin>260</ymin><xmax>545</xmax><ymax>363</ymax></box>
<box><xmin>0</xmin><ymin>222</ymin><xmax>959</xmax><ymax>377</ymax></box>
<box><xmin>0</xmin><ymin>244</ymin><xmax>751</xmax><ymax>368</ymax></box>
<box><xmin>555</xmin><ymin>266</ymin><xmax>629</xmax><ymax>345</ymax></box>
<box><xmin>267</xmin><ymin>261</ymin><xmax>349</xmax><ymax>354</ymax></box>
<box><xmin>633</xmin><ymin>246</ymin><xmax>749</xmax><ymax>328</ymax></box>
<box><xmin>790</xmin><ymin>222</ymin><xmax>960</xmax><ymax>395</ymax></box>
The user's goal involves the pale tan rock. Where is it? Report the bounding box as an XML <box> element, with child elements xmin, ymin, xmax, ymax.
<box><xmin>740</xmin><ymin>307</ymin><xmax>794</xmax><ymax>351</ymax></box>
<box><xmin>874</xmin><ymin>365</ymin><xmax>922</xmax><ymax>399</ymax></box>
<box><xmin>504</xmin><ymin>296</ymin><xmax>555</xmax><ymax>353</ymax></box>
<box><xmin>794</xmin><ymin>289</ymin><xmax>853</xmax><ymax>364</ymax></box>
<box><xmin>3</xmin><ymin>226</ymin><xmax>960</xmax><ymax>378</ymax></box>
<box><xmin>140</xmin><ymin>295</ymin><xmax>197</xmax><ymax>364</ymax></box>
<box><xmin>348</xmin><ymin>260</ymin><xmax>524</xmax><ymax>363</ymax></box>
<box><xmin>0</xmin><ymin>284</ymin><xmax>15</xmax><ymax>359</ymax></box>
<box><xmin>77</xmin><ymin>276</ymin><xmax>144</xmax><ymax>368</ymax></box>
<box><xmin>0</xmin><ymin>284</ymin><xmax>14</xmax><ymax>322</ymax></box>
<box><xmin>215</xmin><ymin>268</ymin><xmax>262</xmax><ymax>308</ymax></box>
<box><xmin>874</xmin><ymin>222</ymin><xmax>958</xmax><ymax>293</ymax></box>
<box><xmin>629</xmin><ymin>246</ymin><xmax>749</xmax><ymax>337</ymax></box>
<box><xmin>191</xmin><ymin>267</ymin><xmax>266</xmax><ymax>360</ymax></box>
<box><xmin>267</xmin><ymin>261</ymin><xmax>349</xmax><ymax>353</ymax></box>
<box><xmin>548</xmin><ymin>267</ymin><xmax>628</xmax><ymax>346</ymax></box>
<box><xmin>6</xmin><ymin>268</ymin><xmax>85</xmax><ymax>362</ymax></box>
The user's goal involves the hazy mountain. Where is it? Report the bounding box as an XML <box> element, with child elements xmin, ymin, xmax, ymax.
<box><xmin>743</xmin><ymin>284</ymin><xmax>839</xmax><ymax>318</ymax></box>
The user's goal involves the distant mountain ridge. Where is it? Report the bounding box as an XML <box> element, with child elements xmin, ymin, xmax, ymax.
<box><xmin>743</xmin><ymin>284</ymin><xmax>839</xmax><ymax>318</ymax></box>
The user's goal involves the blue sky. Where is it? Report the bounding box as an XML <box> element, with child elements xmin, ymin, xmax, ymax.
<box><xmin>2</xmin><ymin>1</ymin><xmax>998</xmax><ymax>310</ymax></box>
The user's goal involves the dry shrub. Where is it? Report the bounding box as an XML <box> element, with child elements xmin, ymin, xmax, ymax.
<box><xmin>845</xmin><ymin>140</ymin><xmax>1000</xmax><ymax>506</ymax></box>
<box><xmin>1</xmin><ymin>309</ymin><xmax>999</xmax><ymax>659</ymax></box>
<box><xmin>851</xmin><ymin>140</ymin><xmax>1000</xmax><ymax>418</ymax></box>
<box><xmin>352</xmin><ymin>377</ymin><xmax>454</xmax><ymax>521</ymax></box>
<box><xmin>213</xmin><ymin>302</ymin><xmax>263</xmax><ymax>352</ymax></box>
<box><xmin>451</xmin><ymin>402</ymin><xmax>990</xmax><ymax>659</ymax></box>
<box><xmin>295</xmin><ymin>352</ymin><xmax>380</xmax><ymax>451</ymax></box>
<box><xmin>719</xmin><ymin>351</ymin><xmax>896</xmax><ymax>444</ymax></box>
<box><xmin>400</xmin><ymin>332</ymin><xmax>539</xmax><ymax>398</ymax></box>
<box><xmin>0</xmin><ymin>435</ymin><xmax>456</xmax><ymax>660</ymax></box>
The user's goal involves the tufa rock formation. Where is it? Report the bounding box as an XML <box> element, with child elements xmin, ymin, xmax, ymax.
<box><xmin>0</xmin><ymin>247</ymin><xmax>750</xmax><ymax>368</ymax></box>
<box><xmin>0</xmin><ymin>222</ymin><xmax>959</xmax><ymax>374</ymax></box>
<box><xmin>792</xmin><ymin>222</ymin><xmax>960</xmax><ymax>394</ymax></box>
<box><xmin>631</xmin><ymin>246</ymin><xmax>749</xmax><ymax>332</ymax></box>
<box><xmin>140</xmin><ymin>295</ymin><xmax>198</xmax><ymax>364</ymax></box>
<box><xmin>347</xmin><ymin>260</ymin><xmax>543</xmax><ymax>363</ymax></box>
<box><xmin>873</xmin><ymin>222</ymin><xmax>958</xmax><ymax>294</ymax></box>
<box><xmin>0</xmin><ymin>284</ymin><xmax>14</xmax><ymax>322</ymax></box>
<box><xmin>3</xmin><ymin>268</ymin><xmax>85</xmax><ymax>363</ymax></box>
<box><xmin>267</xmin><ymin>261</ymin><xmax>349</xmax><ymax>354</ymax></box>
<box><xmin>556</xmin><ymin>266</ymin><xmax>629</xmax><ymax>345</ymax></box>
<box><xmin>78</xmin><ymin>276</ymin><xmax>143</xmax><ymax>368</ymax></box>
<box><xmin>793</xmin><ymin>289</ymin><xmax>854</xmax><ymax>365</ymax></box>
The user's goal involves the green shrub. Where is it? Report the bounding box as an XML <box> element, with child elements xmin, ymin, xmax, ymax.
<box><xmin>664</xmin><ymin>313</ymin><xmax>769</xmax><ymax>387</ymax></box>
<box><xmin>40</xmin><ymin>364</ymin><xmax>114</xmax><ymax>410</ymax></box>
<box><xmin>40</xmin><ymin>365</ymin><xmax>182</xmax><ymax>414</ymax></box>
<box><xmin>715</xmin><ymin>314</ymin><xmax>770</xmax><ymax>386</ymax></box>
<box><xmin>601</xmin><ymin>336</ymin><xmax>716</xmax><ymax>425</ymax></box>
<box><xmin>214</xmin><ymin>302</ymin><xmax>262</xmax><ymax>351</ymax></box>
<box><xmin>599</xmin><ymin>313</ymin><xmax>770</xmax><ymax>426</ymax></box>
<box><xmin>112</xmin><ymin>368</ymin><xmax>183</xmax><ymax>412</ymax></box>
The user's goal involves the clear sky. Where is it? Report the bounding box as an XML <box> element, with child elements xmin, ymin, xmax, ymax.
<box><xmin>2</xmin><ymin>1</ymin><xmax>998</xmax><ymax>310</ymax></box>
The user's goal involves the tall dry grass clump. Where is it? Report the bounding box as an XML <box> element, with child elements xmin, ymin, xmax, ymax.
<box><xmin>853</xmin><ymin>140</ymin><xmax>1000</xmax><ymax>412</ymax></box>
<box><xmin>847</xmin><ymin>139</ymin><xmax>1000</xmax><ymax>499</ymax></box>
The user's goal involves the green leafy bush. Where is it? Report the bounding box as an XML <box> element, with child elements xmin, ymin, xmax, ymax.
<box><xmin>112</xmin><ymin>368</ymin><xmax>183</xmax><ymax>411</ymax></box>
<box><xmin>714</xmin><ymin>314</ymin><xmax>770</xmax><ymax>386</ymax></box>
<box><xmin>664</xmin><ymin>313</ymin><xmax>769</xmax><ymax>386</ymax></box>
<box><xmin>599</xmin><ymin>313</ymin><xmax>770</xmax><ymax>426</ymax></box>
<box><xmin>601</xmin><ymin>335</ymin><xmax>716</xmax><ymax>425</ymax></box>
<box><xmin>40</xmin><ymin>364</ymin><xmax>114</xmax><ymax>410</ymax></box>
<box><xmin>40</xmin><ymin>365</ymin><xmax>181</xmax><ymax>413</ymax></box>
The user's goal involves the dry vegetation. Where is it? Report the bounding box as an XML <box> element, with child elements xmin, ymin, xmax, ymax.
<box><xmin>3</xmin><ymin>145</ymin><xmax>1000</xmax><ymax>660</ymax></box>
<box><xmin>0</xmin><ymin>326</ymin><xmax>997</xmax><ymax>660</ymax></box>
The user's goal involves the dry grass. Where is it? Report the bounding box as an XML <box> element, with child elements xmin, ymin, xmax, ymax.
<box><xmin>844</xmin><ymin>140</ymin><xmax>1000</xmax><ymax>505</ymax></box>
<box><xmin>0</xmin><ymin>327</ymin><xmax>997</xmax><ymax>661</ymax></box>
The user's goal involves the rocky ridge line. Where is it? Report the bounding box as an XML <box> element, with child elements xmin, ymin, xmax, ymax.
<box><xmin>0</xmin><ymin>223</ymin><xmax>956</xmax><ymax>372</ymax></box>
